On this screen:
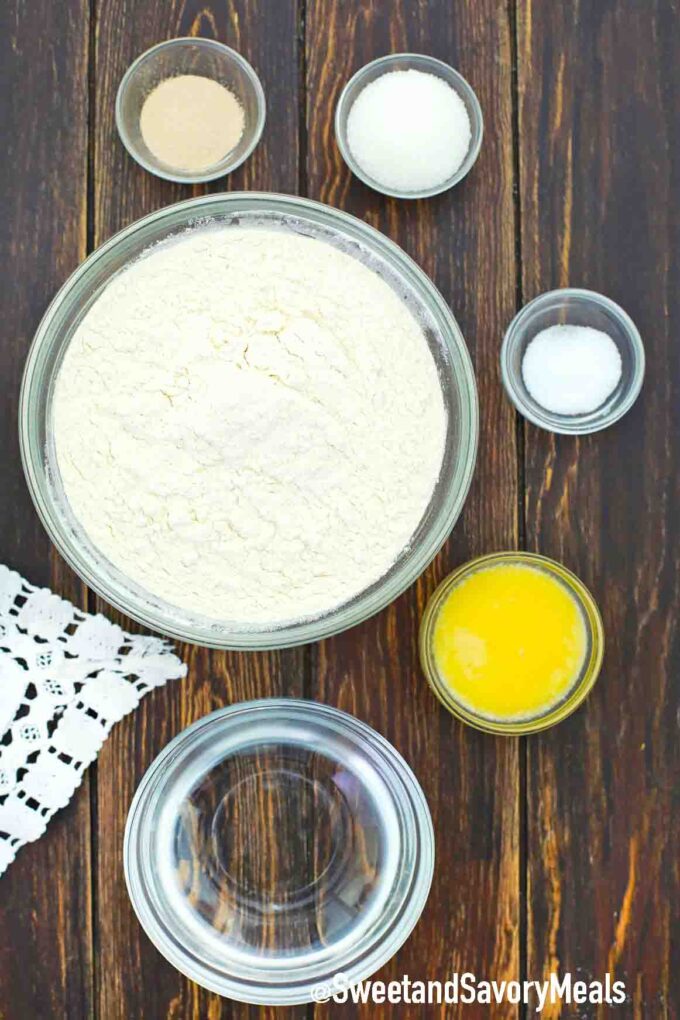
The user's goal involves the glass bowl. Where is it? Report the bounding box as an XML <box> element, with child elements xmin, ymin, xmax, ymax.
<box><xmin>500</xmin><ymin>288</ymin><xmax>645</xmax><ymax>435</ymax></box>
<box><xmin>20</xmin><ymin>192</ymin><xmax>478</xmax><ymax>650</ymax></box>
<box><xmin>124</xmin><ymin>699</ymin><xmax>434</xmax><ymax>1005</ymax></box>
<box><xmin>115</xmin><ymin>38</ymin><xmax>266</xmax><ymax>183</ymax></box>
<box><xmin>335</xmin><ymin>53</ymin><xmax>483</xmax><ymax>199</ymax></box>
<box><xmin>419</xmin><ymin>552</ymin><xmax>604</xmax><ymax>735</ymax></box>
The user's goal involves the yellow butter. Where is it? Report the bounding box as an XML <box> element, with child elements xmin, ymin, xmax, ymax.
<box><xmin>432</xmin><ymin>563</ymin><xmax>587</xmax><ymax>720</ymax></box>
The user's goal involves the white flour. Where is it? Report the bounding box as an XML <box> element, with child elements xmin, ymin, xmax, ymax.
<box><xmin>54</xmin><ymin>227</ymin><xmax>446</xmax><ymax>624</ymax></box>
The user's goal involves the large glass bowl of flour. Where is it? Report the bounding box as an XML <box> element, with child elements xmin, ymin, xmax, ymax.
<box><xmin>20</xmin><ymin>194</ymin><xmax>477</xmax><ymax>649</ymax></box>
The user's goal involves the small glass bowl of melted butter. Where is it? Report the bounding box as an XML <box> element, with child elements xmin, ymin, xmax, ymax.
<box><xmin>419</xmin><ymin>551</ymin><xmax>604</xmax><ymax>735</ymax></box>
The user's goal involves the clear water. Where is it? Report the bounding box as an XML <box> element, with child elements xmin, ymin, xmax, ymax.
<box><xmin>168</xmin><ymin>740</ymin><xmax>396</xmax><ymax>959</ymax></box>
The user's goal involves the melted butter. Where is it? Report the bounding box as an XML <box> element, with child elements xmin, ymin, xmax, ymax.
<box><xmin>432</xmin><ymin>563</ymin><xmax>587</xmax><ymax>720</ymax></box>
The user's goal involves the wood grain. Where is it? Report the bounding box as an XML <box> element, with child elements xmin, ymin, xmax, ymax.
<box><xmin>0</xmin><ymin>2</ymin><xmax>93</xmax><ymax>1018</ymax></box>
<box><xmin>305</xmin><ymin>2</ymin><xmax>520</xmax><ymax>1016</ymax></box>
<box><xmin>518</xmin><ymin>1</ymin><xmax>680</xmax><ymax>1015</ymax></box>
<box><xmin>91</xmin><ymin>2</ymin><xmax>306</xmax><ymax>1019</ymax></box>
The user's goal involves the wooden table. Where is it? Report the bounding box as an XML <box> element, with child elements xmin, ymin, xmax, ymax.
<box><xmin>1</xmin><ymin>1</ymin><xmax>678</xmax><ymax>1017</ymax></box>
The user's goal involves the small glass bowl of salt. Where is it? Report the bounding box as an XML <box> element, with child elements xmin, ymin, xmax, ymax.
<box><xmin>335</xmin><ymin>53</ymin><xmax>483</xmax><ymax>199</ymax></box>
<box><xmin>501</xmin><ymin>289</ymin><xmax>645</xmax><ymax>435</ymax></box>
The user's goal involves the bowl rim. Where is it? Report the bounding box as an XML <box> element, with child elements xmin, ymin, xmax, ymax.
<box><xmin>115</xmin><ymin>37</ymin><xmax>267</xmax><ymax>184</ymax></box>
<box><xmin>334</xmin><ymin>52</ymin><xmax>484</xmax><ymax>200</ymax></box>
<box><xmin>19</xmin><ymin>191</ymin><xmax>479</xmax><ymax>649</ymax></box>
<box><xmin>419</xmin><ymin>551</ymin><xmax>605</xmax><ymax>735</ymax></box>
<box><xmin>123</xmin><ymin>698</ymin><xmax>435</xmax><ymax>1005</ymax></box>
<box><xmin>500</xmin><ymin>287</ymin><xmax>646</xmax><ymax>435</ymax></box>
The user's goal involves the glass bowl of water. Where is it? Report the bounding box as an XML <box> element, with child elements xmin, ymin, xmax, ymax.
<box><xmin>124</xmin><ymin>699</ymin><xmax>434</xmax><ymax>1005</ymax></box>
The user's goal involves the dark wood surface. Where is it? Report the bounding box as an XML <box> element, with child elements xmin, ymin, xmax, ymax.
<box><xmin>0</xmin><ymin>3</ymin><xmax>93</xmax><ymax>1019</ymax></box>
<box><xmin>0</xmin><ymin>1</ymin><xmax>677</xmax><ymax>1018</ymax></box>
<box><xmin>518</xmin><ymin>3</ymin><xmax>680</xmax><ymax>1015</ymax></box>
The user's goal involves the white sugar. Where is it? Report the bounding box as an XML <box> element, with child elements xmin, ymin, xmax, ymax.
<box><xmin>522</xmin><ymin>324</ymin><xmax>622</xmax><ymax>416</ymax></box>
<box><xmin>346</xmin><ymin>69</ymin><xmax>472</xmax><ymax>193</ymax></box>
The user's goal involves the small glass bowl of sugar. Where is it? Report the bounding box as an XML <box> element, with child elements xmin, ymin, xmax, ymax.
<box><xmin>335</xmin><ymin>53</ymin><xmax>483</xmax><ymax>199</ymax></box>
<box><xmin>501</xmin><ymin>289</ymin><xmax>645</xmax><ymax>435</ymax></box>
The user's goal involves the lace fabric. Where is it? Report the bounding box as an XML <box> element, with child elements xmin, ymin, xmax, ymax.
<box><xmin>0</xmin><ymin>564</ymin><xmax>187</xmax><ymax>875</ymax></box>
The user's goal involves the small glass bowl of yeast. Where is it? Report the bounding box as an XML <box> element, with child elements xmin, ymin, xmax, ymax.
<box><xmin>116</xmin><ymin>37</ymin><xmax>266</xmax><ymax>183</ymax></box>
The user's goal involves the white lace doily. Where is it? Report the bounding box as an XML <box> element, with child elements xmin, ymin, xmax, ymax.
<box><xmin>0</xmin><ymin>564</ymin><xmax>187</xmax><ymax>876</ymax></box>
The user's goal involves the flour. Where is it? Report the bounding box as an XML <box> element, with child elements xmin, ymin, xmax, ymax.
<box><xmin>53</xmin><ymin>226</ymin><xmax>446</xmax><ymax>624</ymax></box>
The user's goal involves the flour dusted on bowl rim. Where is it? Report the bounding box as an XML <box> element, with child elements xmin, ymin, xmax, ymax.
<box><xmin>53</xmin><ymin>225</ymin><xmax>446</xmax><ymax>624</ymax></box>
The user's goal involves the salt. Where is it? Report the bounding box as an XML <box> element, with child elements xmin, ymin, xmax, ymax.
<box><xmin>346</xmin><ymin>69</ymin><xmax>471</xmax><ymax>193</ymax></box>
<box><xmin>521</xmin><ymin>324</ymin><xmax>623</xmax><ymax>416</ymax></box>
